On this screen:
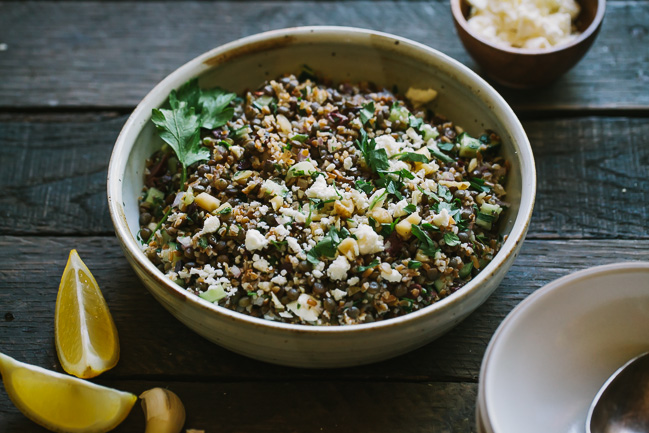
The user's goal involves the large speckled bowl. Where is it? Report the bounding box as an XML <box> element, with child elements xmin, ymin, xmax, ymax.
<box><xmin>107</xmin><ymin>27</ymin><xmax>536</xmax><ymax>368</ymax></box>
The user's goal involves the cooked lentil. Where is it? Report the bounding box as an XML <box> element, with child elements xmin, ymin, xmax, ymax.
<box><xmin>139</xmin><ymin>73</ymin><xmax>509</xmax><ymax>325</ymax></box>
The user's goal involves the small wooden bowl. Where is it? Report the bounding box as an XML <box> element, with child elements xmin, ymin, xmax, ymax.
<box><xmin>451</xmin><ymin>0</ymin><xmax>606</xmax><ymax>88</ymax></box>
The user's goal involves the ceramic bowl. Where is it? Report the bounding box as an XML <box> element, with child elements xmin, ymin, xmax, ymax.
<box><xmin>478</xmin><ymin>262</ymin><xmax>649</xmax><ymax>432</ymax></box>
<box><xmin>107</xmin><ymin>26</ymin><xmax>536</xmax><ymax>368</ymax></box>
<box><xmin>450</xmin><ymin>0</ymin><xmax>606</xmax><ymax>88</ymax></box>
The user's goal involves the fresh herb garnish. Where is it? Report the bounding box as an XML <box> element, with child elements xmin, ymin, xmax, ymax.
<box><xmin>360</xmin><ymin>101</ymin><xmax>375</xmax><ymax>125</ymax></box>
<box><xmin>444</xmin><ymin>232</ymin><xmax>461</xmax><ymax>247</ymax></box>
<box><xmin>290</xmin><ymin>133</ymin><xmax>309</xmax><ymax>143</ymax></box>
<box><xmin>417</xmin><ymin>186</ymin><xmax>441</xmax><ymax>203</ymax></box>
<box><xmin>428</xmin><ymin>147</ymin><xmax>455</xmax><ymax>164</ymax></box>
<box><xmin>404</xmin><ymin>203</ymin><xmax>417</xmax><ymax>215</ymax></box>
<box><xmin>386</xmin><ymin>180</ymin><xmax>403</xmax><ymax>200</ymax></box>
<box><xmin>355</xmin><ymin>179</ymin><xmax>375</xmax><ymax>195</ymax></box>
<box><xmin>408</xmin><ymin>115</ymin><xmax>423</xmax><ymax>131</ymax></box>
<box><xmin>149</xmin><ymin>79</ymin><xmax>236</xmax><ymax>244</ymax></box>
<box><xmin>306</xmin><ymin>226</ymin><xmax>350</xmax><ymax>265</ymax></box>
<box><xmin>393</xmin><ymin>152</ymin><xmax>430</xmax><ymax>163</ymax></box>
<box><xmin>217</xmin><ymin>206</ymin><xmax>232</xmax><ymax>215</ymax></box>
<box><xmin>369</xmin><ymin>189</ymin><xmax>388</xmax><ymax>210</ymax></box>
<box><xmin>437</xmin><ymin>185</ymin><xmax>453</xmax><ymax>202</ymax></box>
<box><xmin>470</xmin><ymin>177</ymin><xmax>491</xmax><ymax>193</ymax></box>
<box><xmin>355</xmin><ymin>129</ymin><xmax>390</xmax><ymax>173</ymax></box>
<box><xmin>408</xmin><ymin>260</ymin><xmax>423</xmax><ymax>269</ymax></box>
<box><xmin>357</xmin><ymin>259</ymin><xmax>380</xmax><ymax>272</ymax></box>
<box><xmin>437</xmin><ymin>141</ymin><xmax>455</xmax><ymax>152</ymax></box>
<box><xmin>411</xmin><ymin>224</ymin><xmax>439</xmax><ymax>257</ymax></box>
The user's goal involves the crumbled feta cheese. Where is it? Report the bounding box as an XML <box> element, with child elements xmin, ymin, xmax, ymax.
<box><xmin>467</xmin><ymin>0</ymin><xmax>580</xmax><ymax>49</ymax></box>
<box><xmin>327</xmin><ymin>255</ymin><xmax>350</xmax><ymax>281</ymax></box>
<box><xmin>245</xmin><ymin>229</ymin><xmax>268</xmax><ymax>251</ymax></box>
<box><xmin>350</xmin><ymin>188</ymin><xmax>369</xmax><ymax>211</ymax></box>
<box><xmin>271</xmin><ymin>275</ymin><xmax>288</xmax><ymax>286</ymax></box>
<box><xmin>252</xmin><ymin>255</ymin><xmax>271</xmax><ymax>272</ymax></box>
<box><xmin>331</xmin><ymin>289</ymin><xmax>347</xmax><ymax>301</ymax></box>
<box><xmin>201</xmin><ymin>215</ymin><xmax>220</xmax><ymax>234</ymax></box>
<box><xmin>347</xmin><ymin>276</ymin><xmax>360</xmax><ymax>286</ymax></box>
<box><xmin>381</xmin><ymin>267</ymin><xmax>403</xmax><ymax>283</ymax></box>
<box><xmin>306</xmin><ymin>176</ymin><xmax>339</xmax><ymax>201</ymax></box>
<box><xmin>390</xmin><ymin>199</ymin><xmax>410</xmax><ymax>218</ymax></box>
<box><xmin>374</xmin><ymin>134</ymin><xmax>401</xmax><ymax>157</ymax></box>
<box><xmin>432</xmin><ymin>207</ymin><xmax>452</xmax><ymax>227</ymax></box>
<box><xmin>353</xmin><ymin>224</ymin><xmax>384</xmax><ymax>254</ymax></box>
<box><xmin>262</xmin><ymin>179</ymin><xmax>287</xmax><ymax>197</ymax></box>
<box><xmin>274</xmin><ymin>224</ymin><xmax>290</xmax><ymax>240</ymax></box>
<box><xmin>279</xmin><ymin>207</ymin><xmax>306</xmax><ymax>224</ymax></box>
<box><xmin>286</xmin><ymin>236</ymin><xmax>303</xmax><ymax>253</ymax></box>
<box><xmin>286</xmin><ymin>294</ymin><xmax>323</xmax><ymax>322</ymax></box>
<box><xmin>343</xmin><ymin>156</ymin><xmax>353</xmax><ymax>170</ymax></box>
<box><xmin>259</xmin><ymin>205</ymin><xmax>269</xmax><ymax>215</ymax></box>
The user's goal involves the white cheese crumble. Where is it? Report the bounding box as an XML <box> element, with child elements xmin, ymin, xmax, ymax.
<box><xmin>245</xmin><ymin>229</ymin><xmax>268</xmax><ymax>251</ymax></box>
<box><xmin>306</xmin><ymin>175</ymin><xmax>339</xmax><ymax>201</ymax></box>
<box><xmin>252</xmin><ymin>254</ymin><xmax>271</xmax><ymax>272</ymax></box>
<box><xmin>327</xmin><ymin>255</ymin><xmax>351</xmax><ymax>281</ymax></box>
<box><xmin>262</xmin><ymin>179</ymin><xmax>287</xmax><ymax>197</ymax></box>
<box><xmin>374</xmin><ymin>134</ymin><xmax>402</xmax><ymax>157</ymax></box>
<box><xmin>467</xmin><ymin>0</ymin><xmax>581</xmax><ymax>49</ymax></box>
<box><xmin>286</xmin><ymin>236</ymin><xmax>303</xmax><ymax>253</ymax></box>
<box><xmin>353</xmin><ymin>224</ymin><xmax>385</xmax><ymax>254</ymax></box>
<box><xmin>287</xmin><ymin>294</ymin><xmax>323</xmax><ymax>322</ymax></box>
<box><xmin>331</xmin><ymin>289</ymin><xmax>347</xmax><ymax>301</ymax></box>
<box><xmin>381</xmin><ymin>267</ymin><xmax>403</xmax><ymax>283</ymax></box>
<box><xmin>201</xmin><ymin>215</ymin><xmax>221</xmax><ymax>234</ymax></box>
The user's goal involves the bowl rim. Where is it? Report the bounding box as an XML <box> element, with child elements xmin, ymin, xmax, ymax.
<box><xmin>480</xmin><ymin>261</ymin><xmax>649</xmax><ymax>431</ymax></box>
<box><xmin>107</xmin><ymin>25</ymin><xmax>536</xmax><ymax>335</ymax></box>
<box><xmin>450</xmin><ymin>0</ymin><xmax>607</xmax><ymax>55</ymax></box>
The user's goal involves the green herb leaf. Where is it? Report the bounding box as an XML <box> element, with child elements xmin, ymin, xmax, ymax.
<box><xmin>397</xmin><ymin>152</ymin><xmax>430</xmax><ymax>163</ymax></box>
<box><xmin>408</xmin><ymin>116</ymin><xmax>423</xmax><ymax>131</ymax></box>
<box><xmin>417</xmin><ymin>186</ymin><xmax>441</xmax><ymax>203</ymax></box>
<box><xmin>411</xmin><ymin>225</ymin><xmax>439</xmax><ymax>257</ymax></box>
<box><xmin>199</xmin><ymin>88</ymin><xmax>236</xmax><ymax>129</ymax></box>
<box><xmin>360</xmin><ymin>101</ymin><xmax>375</xmax><ymax>125</ymax></box>
<box><xmin>470</xmin><ymin>177</ymin><xmax>491</xmax><ymax>193</ymax></box>
<box><xmin>408</xmin><ymin>260</ymin><xmax>422</xmax><ymax>269</ymax></box>
<box><xmin>355</xmin><ymin>179</ymin><xmax>375</xmax><ymax>195</ymax></box>
<box><xmin>404</xmin><ymin>204</ymin><xmax>417</xmax><ymax>214</ymax></box>
<box><xmin>357</xmin><ymin>259</ymin><xmax>380</xmax><ymax>272</ymax></box>
<box><xmin>444</xmin><ymin>232</ymin><xmax>461</xmax><ymax>246</ymax></box>
<box><xmin>217</xmin><ymin>206</ymin><xmax>232</xmax><ymax>215</ymax></box>
<box><xmin>438</xmin><ymin>185</ymin><xmax>452</xmax><ymax>202</ymax></box>
<box><xmin>151</xmin><ymin>104</ymin><xmax>207</xmax><ymax>169</ymax></box>
<box><xmin>428</xmin><ymin>147</ymin><xmax>455</xmax><ymax>164</ymax></box>
<box><xmin>386</xmin><ymin>180</ymin><xmax>403</xmax><ymax>200</ymax></box>
<box><xmin>290</xmin><ymin>133</ymin><xmax>309</xmax><ymax>143</ymax></box>
<box><xmin>437</xmin><ymin>141</ymin><xmax>455</xmax><ymax>152</ymax></box>
<box><xmin>306</xmin><ymin>226</ymin><xmax>350</xmax><ymax>265</ymax></box>
<box><xmin>369</xmin><ymin>189</ymin><xmax>388</xmax><ymax>210</ymax></box>
<box><xmin>355</xmin><ymin>129</ymin><xmax>390</xmax><ymax>173</ymax></box>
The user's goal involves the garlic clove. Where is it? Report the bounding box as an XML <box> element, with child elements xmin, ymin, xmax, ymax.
<box><xmin>140</xmin><ymin>387</ymin><xmax>186</xmax><ymax>433</ymax></box>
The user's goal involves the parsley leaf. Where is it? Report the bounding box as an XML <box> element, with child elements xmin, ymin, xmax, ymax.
<box><xmin>360</xmin><ymin>101</ymin><xmax>375</xmax><ymax>125</ymax></box>
<box><xmin>306</xmin><ymin>226</ymin><xmax>350</xmax><ymax>265</ymax></box>
<box><xmin>437</xmin><ymin>185</ymin><xmax>453</xmax><ymax>202</ymax></box>
<box><xmin>404</xmin><ymin>204</ymin><xmax>417</xmax><ymax>214</ymax></box>
<box><xmin>199</xmin><ymin>88</ymin><xmax>236</xmax><ymax>129</ymax></box>
<box><xmin>470</xmin><ymin>177</ymin><xmax>491</xmax><ymax>193</ymax></box>
<box><xmin>427</xmin><ymin>146</ymin><xmax>455</xmax><ymax>164</ymax></box>
<box><xmin>357</xmin><ymin>259</ymin><xmax>380</xmax><ymax>272</ymax></box>
<box><xmin>393</xmin><ymin>152</ymin><xmax>430</xmax><ymax>163</ymax></box>
<box><xmin>411</xmin><ymin>225</ymin><xmax>439</xmax><ymax>257</ymax></box>
<box><xmin>355</xmin><ymin>179</ymin><xmax>375</xmax><ymax>195</ymax></box>
<box><xmin>355</xmin><ymin>129</ymin><xmax>390</xmax><ymax>173</ymax></box>
<box><xmin>437</xmin><ymin>141</ymin><xmax>455</xmax><ymax>152</ymax></box>
<box><xmin>386</xmin><ymin>180</ymin><xmax>403</xmax><ymax>200</ymax></box>
<box><xmin>444</xmin><ymin>232</ymin><xmax>461</xmax><ymax>247</ymax></box>
<box><xmin>408</xmin><ymin>260</ymin><xmax>423</xmax><ymax>269</ymax></box>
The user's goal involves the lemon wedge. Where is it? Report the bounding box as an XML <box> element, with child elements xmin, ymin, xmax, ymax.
<box><xmin>0</xmin><ymin>352</ymin><xmax>136</xmax><ymax>432</ymax></box>
<box><xmin>55</xmin><ymin>249</ymin><xmax>119</xmax><ymax>379</ymax></box>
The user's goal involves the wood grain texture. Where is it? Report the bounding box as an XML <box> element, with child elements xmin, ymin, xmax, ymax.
<box><xmin>1</xmin><ymin>115</ymin><xmax>647</xmax><ymax>237</ymax></box>
<box><xmin>0</xmin><ymin>1</ymin><xmax>647</xmax><ymax>110</ymax></box>
<box><xmin>1</xmin><ymin>236</ymin><xmax>647</xmax><ymax>384</ymax></box>
<box><xmin>0</xmin><ymin>380</ymin><xmax>478</xmax><ymax>433</ymax></box>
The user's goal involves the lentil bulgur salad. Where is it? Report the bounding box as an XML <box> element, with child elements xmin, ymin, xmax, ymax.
<box><xmin>138</xmin><ymin>70</ymin><xmax>509</xmax><ymax>326</ymax></box>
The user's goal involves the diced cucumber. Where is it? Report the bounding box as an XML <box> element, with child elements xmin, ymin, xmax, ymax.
<box><xmin>421</xmin><ymin>124</ymin><xmax>440</xmax><ymax>141</ymax></box>
<box><xmin>458</xmin><ymin>132</ymin><xmax>483</xmax><ymax>158</ymax></box>
<box><xmin>476</xmin><ymin>212</ymin><xmax>496</xmax><ymax>230</ymax></box>
<box><xmin>253</xmin><ymin>95</ymin><xmax>274</xmax><ymax>110</ymax></box>
<box><xmin>389</xmin><ymin>105</ymin><xmax>410</xmax><ymax>123</ymax></box>
<box><xmin>433</xmin><ymin>278</ymin><xmax>445</xmax><ymax>291</ymax></box>
<box><xmin>144</xmin><ymin>187</ymin><xmax>165</xmax><ymax>204</ymax></box>
<box><xmin>459</xmin><ymin>262</ymin><xmax>473</xmax><ymax>278</ymax></box>
<box><xmin>199</xmin><ymin>286</ymin><xmax>228</xmax><ymax>303</ymax></box>
<box><xmin>480</xmin><ymin>202</ymin><xmax>502</xmax><ymax>216</ymax></box>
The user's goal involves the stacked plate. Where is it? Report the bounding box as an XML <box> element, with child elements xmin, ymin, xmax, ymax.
<box><xmin>476</xmin><ymin>262</ymin><xmax>649</xmax><ymax>433</ymax></box>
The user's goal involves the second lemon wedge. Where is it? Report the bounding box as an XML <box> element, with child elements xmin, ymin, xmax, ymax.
<box><xmin>0</xmin><ymin>352</ymin><xmax>136</xmax><ymax>433</ymax></box>
<box><xmin>55</xmin><ymin>249</ymin><xmax>119</xmax><ymax>379</ymax></box>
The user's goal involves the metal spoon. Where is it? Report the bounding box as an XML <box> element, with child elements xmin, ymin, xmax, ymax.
<box><xmin>586</xmin><ymin>352</ymin><xmax>649</xmax><ymax>433</ymax></box>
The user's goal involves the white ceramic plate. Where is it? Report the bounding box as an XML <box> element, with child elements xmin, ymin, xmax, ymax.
<box><xmin>480</xmin><ymin>262</ymin><xmax>649</xmax><ymax>433</ymax></box>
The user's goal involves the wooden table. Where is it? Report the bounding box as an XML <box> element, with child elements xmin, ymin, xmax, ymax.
<box><xmin>1</xmin><ymin>1</ymin><xmax>647</xmax><ymax>431</ymax></box>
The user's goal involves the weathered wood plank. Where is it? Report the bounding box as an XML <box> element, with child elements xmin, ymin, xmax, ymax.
<box><xmin>0</xmin><ymin>1</ymin><xmax>647</xmax><ymax>110</ymax></box>
<box><xmin>1</xmin><ymin>236</ymin><xmax>647</xmax><ymax>384</ymax></box>
<box><xmin>1</xmin><ymin>115</ymin><xmax>647</xmax><ymax>238</ymax></box>
<box><xmin>0</xmin><ymin>380</ymin><xmax>477</xmax><ymax>433</ymax></box>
